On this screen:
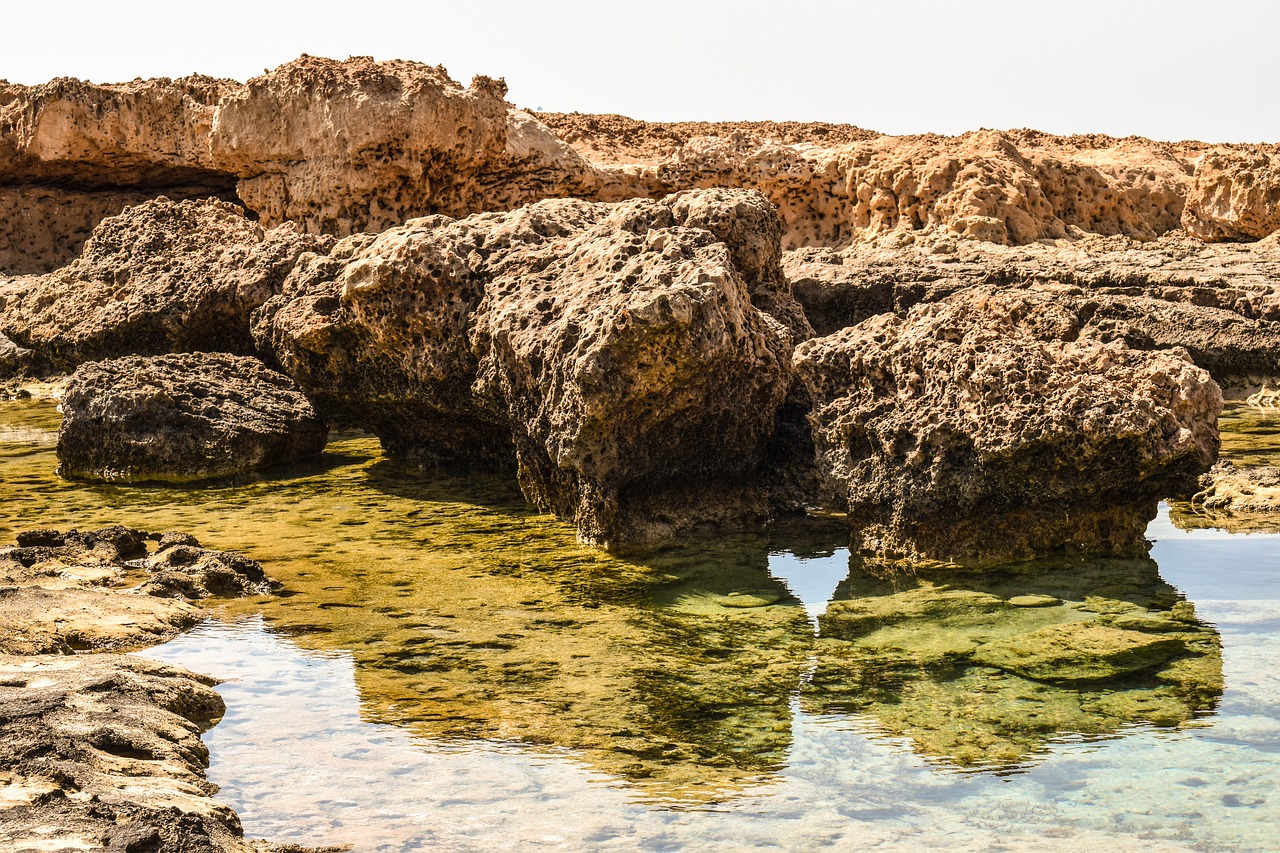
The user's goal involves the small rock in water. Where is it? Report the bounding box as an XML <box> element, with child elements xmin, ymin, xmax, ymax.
<box><xmin>720</xmin><ymin>590</ymin><xmax>784</xmax><ymax>608</ymax></box>
<box><xmin>1007</xmin><ymin>594</ymin><xmax>1062</xmax><ymax>608</ymax></box>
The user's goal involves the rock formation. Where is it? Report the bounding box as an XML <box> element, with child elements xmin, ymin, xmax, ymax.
<box><xmin>57</xmin><ymin>353</ymin><xmax>328</xmax><ymax>483</ymax></box>
<box><xmin>5</xmin><ymin>56</ymin><xmax>1280</xmax><ymax>279</ymax></box>
<box><xmin>793</xmin><ymin>287</ymin><xmax>1222</xmax><ymax>564</ymax></box>
<box><xmin>1182</xmin><ymin>149</ymin><xmax>1280</xmax><ymax>242</ymax></box>
<box><xmin>0</xmin><ymin>198</ymin><xmax>327</xmax><ymax>370</ymax></box>
<box><xmin>0</xmin><ymin>528</ymin><xmax>325</xmax><ymax>853</ymax></box>
<box><xmin>257</xmin><ymin>189</ymin><xmax>800</xmax><ymax>547</ymax></box>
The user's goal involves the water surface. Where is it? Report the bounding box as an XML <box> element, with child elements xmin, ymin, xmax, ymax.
<box><xmin>2</xmin><ymin>397</ymin><xmax>1278</xmax><ymax>850</ymax></box>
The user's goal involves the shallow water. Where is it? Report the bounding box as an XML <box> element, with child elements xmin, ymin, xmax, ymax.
<box><xmin>2</xmin><ymin>397</ymin><xmax>1279</xmax><ymax>850</ymax></box>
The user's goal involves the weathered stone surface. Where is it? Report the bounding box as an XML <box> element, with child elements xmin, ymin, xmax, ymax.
<box><xmin>0</xmin><ymin>526</ymin><xmax>278</xmax><ymax>654</ymax></box>
<box><xmin>1183</xmin><ymin>149</ymin><xmax>1280</xmax><ymax>242</ymax></box>
<box><xmin>58</xmin><ymin>353</ymin><xmax>328</xmax><ymax>483</ymax></box>
<box><xmin>257</xmin><ymin>190</ymin><xmax>799</xmax><ymax>546</ymax></box>
<box><xmin>793</xmin><ymin>287</ymin><xmax>1222</xmax><ymax>564</ymax></box>
<box><xmin>1189</xmin><ymin>460</ymin><xmax>1280</xmax><ymax>513</ymax></box>
<box><xmin>0</xmin><ymin>198</ymin><xmax>328</xmax><ymax>370</ymax></box>
<box><xmin>782</xmin><ymin>232</ymin><xmax>1280</xmax><ymax>389</ymax></box>
<box><xmin>0</xmin><ymin>653</ymin><xmax>244</xmax><ymax>853</ymax></box>
<box><xmin>209</xmin><ymin>54</ymin><xmax>589</xmax><ymax>236</ymax></box>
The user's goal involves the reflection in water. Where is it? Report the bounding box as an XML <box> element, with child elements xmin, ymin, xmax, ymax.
<box><xmin>1170</xmin><ymin>400</ymin><xmax>1280</xmax><ymax>533</ymax></box>
<box><xmin>807</xmin><ymin>557</ymin><xmax>1222</xmax><ymax>767</ymax></box>
<box><xmin>0</xmin><ymin>398</ymin><xmax>1228</xmax><ymax>800</ymax></box>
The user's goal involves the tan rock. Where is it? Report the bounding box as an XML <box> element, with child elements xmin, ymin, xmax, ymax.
<box><xmin>1183</xmin><ymin>149</ymin><xmax>1280</xmax><ymax>242</ymax></box>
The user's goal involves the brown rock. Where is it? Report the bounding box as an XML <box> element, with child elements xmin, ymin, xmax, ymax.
<box><xmin>793</xmin><ymin>286</ymin><xmax>1222</xmax><ymax>564</ymax></box>
<box><xmin>1183</xmin><ymin>149</ymin><xmax>1280</xmax><ymax>242</ymax></box>
<box><xmin>0</xmin><ymin>198</ymin><xmax>328</xmax><ymax>369</ymax></box>
<box><xmin>257</xmin><ymin>190</ymin><xmax>799</xmax><ymax>546</ymax></box>
<box><xmin>57</xmin><ymin>353</ymin><xmax>328</xmax><ymax>483</ymax></box>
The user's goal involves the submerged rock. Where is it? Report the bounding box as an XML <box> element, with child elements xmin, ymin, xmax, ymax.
<box><xmin>257</xmin><ymin>190</ymin><xmax>800</xmax><ymax>547</ymax></box>
<box><xmin>793</xmin><ymin>286</ymin><xmax>1222</xmax><ymax>564</ymax></box>
<box><xmin>0</xmin><ymin>198</ymin><xmax>328</xmax><ymax>370</ymax></box>
<box><xmin>809</xmin><ymin>556</ymin><xmax>1222</xmax><ymax>767</ymax></box>
<box><xmin>58</xmin><ymin>353</ymin><xmax>328</xmax><ymax>483</ymax></box>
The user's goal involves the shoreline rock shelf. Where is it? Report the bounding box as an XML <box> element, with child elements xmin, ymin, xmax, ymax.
<box><xmin>0</xmin><ymin>527</ymin><xmax>320</xmax><ymax>853</ymax></box>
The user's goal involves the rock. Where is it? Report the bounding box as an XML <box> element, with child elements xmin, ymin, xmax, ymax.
<box><xmin>0</xmin><ymin>333</ymin><xmax>36</xmax><ymax>379</ymax></box>
<box><xmin>1183</xmin><ymin>149</ymin><xmax>1280</xmax><ymax>242</ymax></box>
<box><xmin>719</xmin><ymin>590</ymin><xmax>785</xmax><ymax>608</ymax></box>
<box><xmin>0</xmin><ymin>653</ymin><xmax>248</xmax><ymax>853</ymax></box>
<box><xmin>58</xmin><ymin>353</ymin><xmax>328</xmax><ymax>483</ymax></box>
<box><xmin>793</xmin><ymin>286</ymin><xmax>1223</xmax><ymax>564</ymax></box>
<box><xmin>782</xmin><ymin>233</ymin><xmax>1280</xmax><ymax>390</ymax></box>
<box><xmin>1192</xmin><ymin>460</ymin><xmax>1280</xmax><ymax>513</ymax></box>
<box><xmin>0</xmin><ymin>198</ymin><xmax>328</xmax><ymax>370</ymax></box>
<box><xmin>0</xmin><ymin>527</ymin><xmax>279</xmax><ymax>654</ymax></box>
<box><xmin>210</xmin><ymin>55</ymin><xmax>590</xmax><ymax>236</ymax></box>
<box><xmin>1008</xmin><ymin>594</ymin><xmax>1062</xmax><ymax>607</ymax></box>
<box><xmin>972</xmin><ymin>622</ymin><xmax>1188</xmax><ymax>683</ymax></box>
<box><xmin>256</xmin><ymin>190</ymin><xmax>799</xmax><ymax>547</ymax></box>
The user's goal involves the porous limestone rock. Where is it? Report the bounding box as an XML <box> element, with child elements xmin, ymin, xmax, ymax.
<box><xmin>1183</xmin><ymin>149</ymin><xmax>1280</xmax><ymax>242</ymax></box>
<box><xmin>792</xmin><ymin>286</ymin><xmax>1223</xmax><ymax>564</ymax></box>
<box><xmin>0</xmin><ymin>526</ymin><xmax>278</xmax><ymax>654</ymax></box>
<box><xmin>256</xmin><ymin>189</ymin><xmax>799</xmax><ymax>546</ymax></box>
<box><xmin>209</xmin><ymin>54</ymin><xmax>591</xmax><ymax>235</ymax></box>
<box><xmin>782</xmin><ymin>232</ymin><xmax>1280</xmax><ymax>390</ymax></box>
<box><xmin>0</xmin><ymin>198</ymin><xmax>328</xmax><ymax>369</ymax></box>
<box><xmin>57</xmin><ymin>353</ymin><xmax>328</xmax><ymax>483</ymax></box>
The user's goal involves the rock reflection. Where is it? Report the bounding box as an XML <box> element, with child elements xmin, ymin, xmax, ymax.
<box><xmin>805</xmin><ymin>555</ymin><xmax>1223</xmax><ymax>768</ymax></box>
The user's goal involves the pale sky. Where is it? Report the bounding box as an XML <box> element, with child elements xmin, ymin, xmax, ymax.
<box><xmin>4</xmin><ymin>0</ymin><xmax>1277</xmax><ymax>143</ymax></box>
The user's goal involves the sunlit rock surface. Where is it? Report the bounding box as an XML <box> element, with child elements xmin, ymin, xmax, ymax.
<box><xmin>0</xmin><ymin>198</ymin><xmax>328</xmax><ymax>370</ymax></box>
<box><xmin>793</xmin><ymin>286</ymin><xmax>1222</xmax><ymax>564</ymax></box>
<box><xmin>256</xmin><ymin>190</ymin><xmax>800</xmax><ymax>546</ymax></box>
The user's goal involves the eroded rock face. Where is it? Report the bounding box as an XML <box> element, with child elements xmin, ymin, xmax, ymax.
<box><xmin>0</xmin><ymin>526</ymin><xmax>278</xmax><ymax>654</ymax></box>
<box><xmin>1183</xmin><ymin>149</ymin><xmax>1280</xmax><ymax>242</ymax></box>
<box><xmin>58</xmin><ymin>353</ymin><xmax>328</xmax><ymax>483</ymax></box>
<box><xmin>256</xmin><ymin>190</ymin><xmax>799</xmax><ymax>546</ymax></box>
<box><xmin>783</xmin><ymin>232</ymin><xmax>1280</xmax><ymax>390</ymax></box>
<box><xmin>0</xmin><ymin>198</ymin><xmax>328</xmax><ymax>370</ymax></box>
<box><xmin>793</xmin><ymin>287</ymin><xmax>1223</xmax><ymax>564</ymax></box>
<box><xmin>209</xmin><ymin>55</ymin><xmax>589</xmax><ymax>235</ymax></box>
<box><xmin>0</xmin><ymin>654</ymin><xmax>250</xmax><ymax>853</ymax></box>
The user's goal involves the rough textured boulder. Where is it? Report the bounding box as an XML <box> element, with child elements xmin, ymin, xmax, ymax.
<box><xmin>1183</xmin><ymin>149</ymin><xmax>1280</xmax><ymax>242</ymax></box>
<box><xmin>793</xmin><ymin>287</ymin><xmax>1223</xmax><ymax>564</ymax></box>
<box><xmin>256</xmin><ymin>189</ymin><xmax>800</xmax><ymax>546</ymax></box>
<box><xmin>782</xmin><ymin>232</ymin><xmax>1280</xmax><ymax>391</ymax></box>
<box><xmin>0</xmin><ymin>198</ymin><xmax>328</xmax><ymax>370</ymax></box>
<box><xmin>58</xmin><ymin>353</ymin><xmax>328</xmax><ymax>483</ymax></box>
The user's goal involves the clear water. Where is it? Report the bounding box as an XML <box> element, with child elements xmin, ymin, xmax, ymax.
<box><xmin>2</xmin><ymin>397</ymin><xmax>1278</xmax><ymax>851</ymax></box>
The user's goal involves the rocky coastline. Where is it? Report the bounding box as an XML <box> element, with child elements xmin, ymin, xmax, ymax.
<box><xmin>2</xmin><ymin>53</ymin><xmax>1279</xmax><ymax>844</ymax></box>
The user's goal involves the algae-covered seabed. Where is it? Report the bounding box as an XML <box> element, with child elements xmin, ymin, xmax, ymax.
<box><xmin>2</xmin><ymin>398</ymin><xmax>1279</xmax><ymax>851</ymax></box>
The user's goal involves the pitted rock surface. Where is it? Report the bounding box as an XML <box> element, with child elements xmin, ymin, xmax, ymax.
<box><xmin>256</xmin><ymin>190</ymin><xmax>799</xmax><ymax>546</ymax></box>
<box><xmin>58</xmin><ymin>353</ymin><xmax>328</xmax><ymax>483</ymax></box>
<box><xmin>0</xmin><ymin>198</ymin><xmax>328</xmax><ymax>370</ymax></box>
<box><xmin>793</xmin><ymin>286</ymin><xmax>1223</xmax><ymax>564</ymax></box>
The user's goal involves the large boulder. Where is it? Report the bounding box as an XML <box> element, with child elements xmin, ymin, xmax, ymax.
<box><xmin>0</xmin><ymin>197</ymin><xmax>328</xmax><ymax>370</ymax></box>
<box><xmin>209</xmin><ymin>54</ymin><xmax>592</xmax><ymax>235</ymax></box>
<box><xmin>57</xmin><ymin>353</ymin><xmax>328</xmax><ymax>483</ymax></box>
<box><xmin>256</xmin><ymin>189</ymin><xmax>800</xmax><ymax>546</ymax></box>
<box><xmin>1182</xmin><ymin>149</ymin><xmax>1280</xmax><ymax>242</ymax></box>
<box><xmin>792</xmin><ymin>287</ymin><xmax>1223</xmax><ymax>564</ymax></box>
